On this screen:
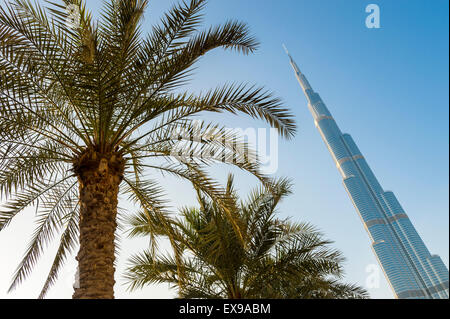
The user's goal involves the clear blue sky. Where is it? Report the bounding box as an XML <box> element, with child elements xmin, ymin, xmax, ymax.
<box><xmin>0</xmin><ymin>0</ymin><xmax>448</xmax><ymax>299</ymax></box>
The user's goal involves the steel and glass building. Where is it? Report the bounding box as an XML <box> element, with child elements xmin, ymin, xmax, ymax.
<box><xmin>285</xmin><ymin>48</ymin><xmax>449</xmax><ymax>299</ymax></box>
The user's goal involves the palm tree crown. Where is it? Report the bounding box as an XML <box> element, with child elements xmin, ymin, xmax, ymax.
<box><xmin>0</xmin><ymin>0</ymin><xmax>295</xmax><ymax>298</ymax></box>
<box><xmin>126</xmin><ymin>175</ymin><xmax>368</xmax><ymax>299</ymax></box>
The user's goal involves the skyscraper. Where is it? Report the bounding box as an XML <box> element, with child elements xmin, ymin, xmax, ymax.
<box><xmin>285</xmin><ymin>47</ymin><xmax>449</xmax><ymax>299</ymax></box>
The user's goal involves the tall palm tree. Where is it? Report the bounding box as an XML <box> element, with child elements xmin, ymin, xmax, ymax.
<box><xmin>0</xmin><ymin>0</ymin><xmax>296</xmax><ymax>299</ymax></box>
<box><xmin>125</xmin><ymin>175</ymin><xmax>368</xmax><ymax>299</ymax></box>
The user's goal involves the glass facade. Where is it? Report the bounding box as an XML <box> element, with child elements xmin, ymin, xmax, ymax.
<box><xmin>286</xmin><ymin>52</ymin><xmax>449</xmax><ymax>299</ymax></box>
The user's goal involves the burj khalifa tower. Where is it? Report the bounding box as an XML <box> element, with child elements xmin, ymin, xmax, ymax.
<box><xmin>285</xmin><ymin>46</ymin><xmax>449</xmax><ymax>299</ymax></box>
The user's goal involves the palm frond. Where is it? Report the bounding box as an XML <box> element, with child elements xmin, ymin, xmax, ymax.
<box><xmin>124</xmin><ymin>250</ymin><xmax>181</xmax><ymax>291</ymax></box>
<box><xmin>38</xmin><ymin>201</ymin><xmax>80</xmax><ymax>299</ymax></box>
<box><xmin>8</xmin><ymin>179</ymin><xmax>78</xmax><ymax>292</ymax></box>
<box><xmin>0</xmin><ymin>174</ymin><xmax>74</xmax><ymax>230</ymax></box>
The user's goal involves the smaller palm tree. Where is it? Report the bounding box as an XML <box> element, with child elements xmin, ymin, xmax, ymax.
<box><xmin>125</xmin><ymin>175</ymin><xmax>368</xmax><ymax>299</ymax></box>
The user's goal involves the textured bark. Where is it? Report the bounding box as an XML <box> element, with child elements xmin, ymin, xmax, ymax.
<box><xmin>72</xmin><ymin>149</ymin><xmax>124</xmax><ymax>299</ymax></box>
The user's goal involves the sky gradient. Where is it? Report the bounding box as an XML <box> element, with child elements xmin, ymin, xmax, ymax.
<box><xmin>0</xmin><ymin>0</ymin><xmax>448</xmax><ymax>299</ymax></box>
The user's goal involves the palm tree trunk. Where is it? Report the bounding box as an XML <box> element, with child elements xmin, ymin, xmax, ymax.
<box><xmin>72</xmin><ymin>151</ymin><xmax>124</xmax><ymax>299</ymax></box>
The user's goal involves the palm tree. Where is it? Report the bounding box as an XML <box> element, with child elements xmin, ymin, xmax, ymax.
<box><xmin>125</xmin><ymin>175</ymin><xmax>368</xmax><ymax>299</ymax></box>
<box><xmin>0</xmin><ymin>0</ymin><xmax>296</xmax><ymax>299</ymax></box>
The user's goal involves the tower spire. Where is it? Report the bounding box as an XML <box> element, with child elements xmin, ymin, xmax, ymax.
<box><xmin>282</xmin><ymin>44</ymin><xmax>301</xmax><ymax>74</ymax></box>
<box><xmin>282</xmin><ymin>45</ymin><xmax>312</xmax><ymax>94</ymax></box>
